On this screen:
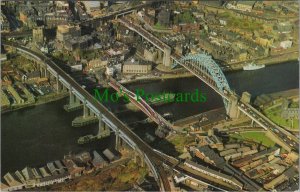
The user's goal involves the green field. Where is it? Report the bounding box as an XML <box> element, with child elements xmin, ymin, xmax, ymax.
<box><xmin>264</xmin><ymin>106</ymin><xmax>299</xmax><ymax>129</ymax></box>
<box><xmin>231</xmin><ymin>131</ymin><xmax>275</xmax><ymax>147</ymax></box>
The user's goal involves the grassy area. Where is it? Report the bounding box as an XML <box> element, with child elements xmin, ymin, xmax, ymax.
<box><xmin>264</xmin><ymin>106</ymin><xmax>299</xmax><ymax>129</ymax></box>
<box><xmin>219</xmin><ymin>12</ymin><xmax>263</xmax><ymax>32</ymax></box>
<box><xmin>153</xmin><ymin>22</ymin><xmax>168</xmax><ymax>30</ymax></box>
<box><xmin>174</xmin><ymin>11</ymin><xmax>195</xmax><ymax>24</ymax></box>
<box><xmin>231</xmin><ymin>132</ymin><xmax>275</xmax><ymax>147</ymax></box>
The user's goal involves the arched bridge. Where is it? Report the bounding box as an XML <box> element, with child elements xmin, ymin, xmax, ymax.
<box><xmin>116</xmin><ymin>17</ymin><xmax>298</xmax><ymax>151</ymax></box>
<box><xmin>175</xmin><ymin>53</ymin><xmax>231</xmax><ymax>112</ymax></box>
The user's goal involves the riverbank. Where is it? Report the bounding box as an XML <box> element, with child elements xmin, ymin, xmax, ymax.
<box><xmin>117</xmin><ymin>54</ymin><xmax>298</xmax><ymax>86</ymax></box>
<box><xmin>1</xmin><ymin>91</ymin><xmax>68</xmax><ymax>114</ymax></box>
<box><xmin>228</xmin><ymin>51</ymin><xmax>298</xmax><ymax>71</ymax></box>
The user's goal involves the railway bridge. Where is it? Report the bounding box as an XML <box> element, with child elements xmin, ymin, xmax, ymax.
<box><xmin>4</xmin><ymin>41</ymin><xmax>252</xmax><ymax>191</ymax></box>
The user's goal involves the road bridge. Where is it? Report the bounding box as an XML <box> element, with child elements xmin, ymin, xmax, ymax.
<box><xmin>118</xmin><ymin>19</ymin><xmax>298</xmax><ymax>152</ymax></box>
<box><xmin>3</xmin><ymin>41</ymin><xmax>171</xmax><ymax>191</ymax></box>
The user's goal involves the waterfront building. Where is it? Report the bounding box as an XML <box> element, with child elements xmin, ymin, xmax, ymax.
<box><xmin>3</xmin><ymin>172</ymin><xmax>23</xmax><ymax>187</ymax></box>
<box><xmin>123</xmin><ymin>58</ymin><xmax>152</xmax><ymax>74</ymax></box>
<box><xmin>64</xmin><ymin>159</ymin><xmax>85</xmax><ymax>178</ymax></box>
<box><xmin>21</xmin><ymin>167</ymin><xmax>38</xmax><ymax>187</ymax></box>
<box><xmin>31</xmin><ymin>168</ymin><xmax>42</xmax><ymax>179</ymax></box>
<box><xmin>47</xmin><ymin>162</ymin><xmax>59</xmax><ymax>175</ymax></box>
<box><xmin>54</xmin><ymin>160</ymin><xmax>66</xmax><ymax>174</ymax></box>
<box><xmin>39</xmin><ymin>167</ymin><xmax>51</xmax><ymax>178</ymax></box>
<box><xmin>14</xmin><ymin>170</ymin><xmax>26</xmax><ymax>184</ymax></box>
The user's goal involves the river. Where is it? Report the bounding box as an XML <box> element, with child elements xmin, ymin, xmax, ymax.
<box><xmin>1</xmin><ymin>60</ymin><xmax>298</xmax><ymax>176</ymax></box>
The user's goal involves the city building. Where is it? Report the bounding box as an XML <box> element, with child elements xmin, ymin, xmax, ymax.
<box><xmin>157</xmin><ymin>8</ymin><xmax>171</xmax><ymax>26</ymax></box>
<box><xmin>33</xmin><ymin>27</ymin><xmax>44</xmax><ymax>44</ymax></box>
<box><xmin>0</xmin><ymin>13</ymin><xmax>10</xmax><ymax>31</ymax></box>
<box><xmin>56</xmin><ymin>24</ymin><xmax>81</xmax><ymax>42</ymax></box>
<box><xmin>281</xmin><ymin>98</ymin><xmax>299</xmax><ymax>119</ymax></box>
<box><xmin>64</xmin><ymin>35</ymin><xmax>93</xmax><ymax>51</ymax></box>
<box><xmin>191</xmin><ymin>145</ymin><xmax>226</xmax><ymax>167</ymax></box>
<box><xmin>123</xmin><ymin>58</ymin><xmax>152</xmax><ymax>74</ymax></box>
<box><xmin>45</xmin><ymin>10</ymin><xmax>69</xmax><ymax>28</ymax></box>
<box><xmin>55</xmin><ymin>1</ymin><xmax>69</xmax><ymax>10</ymax></box>
<box><xmin>144</xmin><ymin>48</ymin><xmax>158</xmax><ymax>62</ymax></box>
<box><xmin>280</xmin><ymin>40</ymin><xmax>293</xmax><ymax>49</ymax></box>
<box><xmin>88</xmin><ymin>58</ymin><xmax>108</xmax><ymax>70</ymax></box>
<box><xmin>82</xmin><ymin>1</ymin><xmax>101</xmax><ymax>14</ymax></box>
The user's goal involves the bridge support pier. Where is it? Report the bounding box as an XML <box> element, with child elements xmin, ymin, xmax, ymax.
<box><xmin>251</xmin><ymin>120</ymin><xmax>255</xmax><ymax>127</ymax></box>
<box><xmin>83</xmin><ymin>102</ymin><xmax>90</xmax><ymax>118</ymax></box>
<box><xmin>72</xmin><ymin>101</ymin><xmax>98</xmax><ymax>127</ymax></box>
<box><xmin>115</xmin><ymin>130</ymin><xmax>121</xmax><ymax>151</ymax></box>
<box><xmin>96</xmin><ymin>114</ymin><xmax>110</xmax><ymax>138</ymax></box>
<box><xmin>56</xmin><ymin>75</ymin><xmax>62</xmax><ymax>93</ymax></box>
<box><xmin>40</xmin><ymin>67</ymin><xmax>45</xmax><ymax>78</ymax></box>
<box><xmin>64</xmin><ymin>89</ymin><xmax>83</xmax><ymax>112</ymax></box>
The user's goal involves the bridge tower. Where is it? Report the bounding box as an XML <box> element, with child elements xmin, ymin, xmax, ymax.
<box><xmin>227</xmin><ymin>94</ymin><xmax>240</xmax><ymax>119</ymax></box>
<box><xmin>163</xmin><ymin>47</ymin><xmax>171</xmax><ymax>67</ymax></box>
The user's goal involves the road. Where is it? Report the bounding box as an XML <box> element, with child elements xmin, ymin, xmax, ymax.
<box><xmin>237</xmin><ymin>101</ymin><xmax>299</xmax><ymax>151</ymax></box>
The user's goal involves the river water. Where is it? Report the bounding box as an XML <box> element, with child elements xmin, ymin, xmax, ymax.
<box><xmin>1</xmin><ymin>61</ymin><xmax>298</xmax><ymax>175</ymax></box>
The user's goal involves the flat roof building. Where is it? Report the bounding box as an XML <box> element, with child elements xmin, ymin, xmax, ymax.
<box><xmin>123</xmin><ymin>58</ymin><xmax>152</xmax><ymax>74</ymax></box>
